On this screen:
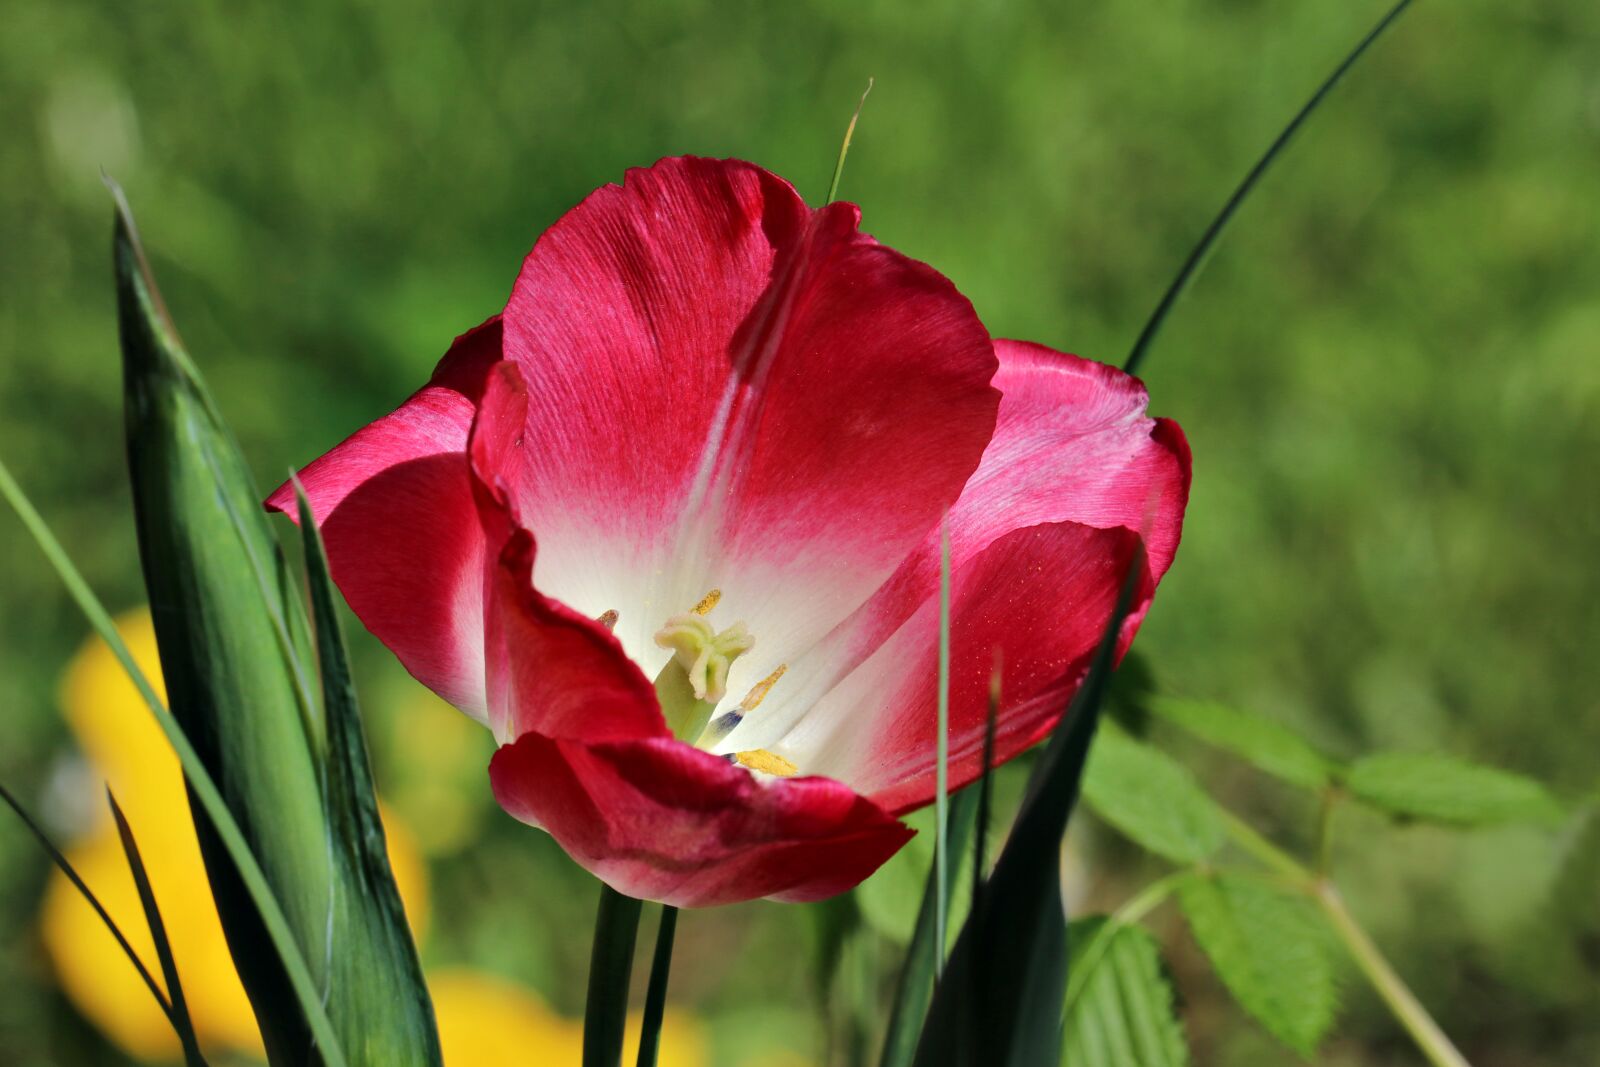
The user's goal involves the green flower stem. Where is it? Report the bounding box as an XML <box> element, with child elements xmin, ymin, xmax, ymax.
<box><xmin>584</xmin><ymin>883</ymin><xmax>644</xmax><ymax>1067</ymax></box>
<box><xmin>1314</xmin><ymin>882</ymin><xmax>1473</xmax><ymax>1067</ymax></box>
<box><xmin>1212</xmin><ymin>805</ymin><xmax>1476</xmax><ymax>1067</ymax></box>
<box><xmin>635</xmin><ymin>906</ymin><xmax>679</xmax><ymax>1067</ymax></box>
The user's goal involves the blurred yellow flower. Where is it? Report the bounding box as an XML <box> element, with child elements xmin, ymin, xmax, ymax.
<box><xmin>41</xmin><ymin>610</ymin><xmax>725</xmax><ymax>1067</ymax></box>
<box><xmin>42</xmin><ymin>610</ymin><xmax>429</xmax><ymax>1062</ymax></box>
<box><xmin>430</xmin><ymin>968</ymin><xmax>709</xmax><ymax>1067</ymax></box>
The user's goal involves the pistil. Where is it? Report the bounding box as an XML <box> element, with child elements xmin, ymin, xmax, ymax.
<box><xmin>653</xmin><ymin>599</ymin><xmax>754</xmax><ymax>743</ymax></box>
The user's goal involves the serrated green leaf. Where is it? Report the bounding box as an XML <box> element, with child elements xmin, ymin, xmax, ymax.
<box><xmin>1144</xmin><ymin>696</ymin><xmax>1340</xmax><ymax>790</ymax></box>
<box><xmin>1178</xmin><ymin>874</ymin><xmax>1338</xmax><ymax>1056</ymax></box>
<box><xmin>1346</xmin><ymin>752</ymin><xmax>1563</xmax><ymax>826</ymax></box>
<box><xmin>1083</xmin><ymin>722</ymin><xmax>1226</xmax><ymax>864</ymax></box>
<box><xmin>1062</xmin><ymin>918</ymin><xmax>1189</xmax><ymax>1067</ymax></box>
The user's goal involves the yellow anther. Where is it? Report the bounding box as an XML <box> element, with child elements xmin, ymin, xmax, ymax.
<box><xmin>735</xmin><ymin>749</ymin><xmax>799</xmax><ymax>777</ymax></box>
<box><xmin>691</xmin><ymin>588</ymin><xmax>722</xmax><ymax>615</ymax></box>
<box><xmin>596</xmin><ymin>609</ymin><xmax>619</xmax><ymax>631</ymax></box>
<box><xmin>738</xmin><ymin>664</ymin><xmax>788</xmax><ymax>711</ymax></box>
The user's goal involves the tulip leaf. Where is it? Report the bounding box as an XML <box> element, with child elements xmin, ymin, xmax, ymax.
<box><xmin>1143</xmin><ymin>696</ymin><xmax>1341</xmax><ymax>791</ymax></box>
<box><xmin>1123</xmin><ymin>0</ymin><xmax>1414</xmax><ymax>376</ymax></box>
<box><xmin>1061</xmin><ymin>918</ymin><xmax>1189</xmax><ymax>1067</ymax></box>
<box><xmin>912</xmin><ymin>545</ymin><xmax>1148</xmax><ymax>1067</ymax></box>
<box><xmin>115</xmin><ymin>182</ymin><xmax>442</xmax><ymax>1065</ymax></box>
<box><xmin>1345</xmin><ymin>752</ymin><xmax>1563</xmax><ymax>827</ymax></box>
<box><xmin>1178</xmin><ymin>873</ymin><xmax>1338</xmax><ymax>1056</ymax></box>
<box><xmin>295</xmin><ymin>483</ymin><xmax>443</xmax><ymax>1064</ymax></box>
<box><xmin>0</xmin><ymin>456</ymin><xmax>345</xmax><ymax>1067</ymax></box>
<box><xmin>1083</xmin><ymin>721</ymin><xmax>1226</xmax><ymax>864</ymax></box>
<box><xmin>108</xmin><ymin>791</ymin><xmax>208</xmax><ymax>1067</ymax></box>
<box><xmin>877</xmin><ymin>787</ymin><xmax>980</xmax><ymax>1067</ymax></box>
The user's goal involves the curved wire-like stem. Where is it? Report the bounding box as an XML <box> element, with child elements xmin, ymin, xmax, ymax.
<box><xmin>1123</xmin><ymin>0</ymin><xmax>1415</xmax><ymax>377</ymax></box>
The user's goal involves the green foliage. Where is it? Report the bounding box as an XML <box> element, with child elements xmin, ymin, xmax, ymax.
<box><xmin>877</xmin><ymin>789</ymin><xmax>979</xmax><ymax>1067</ymax></box>
<box><xmin>1346</xmin><ymin>752</ymin><xmax>1564</xmax><ymax>827</ymax></box>
<box><xmin>118</xmin><ymin>193</ymin><xmax>438</xmax><ymax>1065</ymax></box>
<box><xmin>297</xmin><ymin>486</ymin><xmax>442</xmax><ymax>1064</ymax></box>
<box><xmin>1084</xmin><ymin>722</ymin><xmax>1226</xmax><ymax>864</ymax></box>
<box><xmin>913</xmin><ymin>559</ymin><xmax>1143</xmax><ymax>1067</ymax></box>
<box><xmin>107</xmin><ymin>793</ymin><xmax>206</xmax><ymax>1067</ymax></box>
<box><xmin>1062</xmin><ymin>918</ymin><xmax>1189</xmax><ymax>1067</ymax></box>
<box><xmin>1144</xmin><ymin>696</ymin><xmax>1341</xmax><ymax>790</ymax></box>
<box><xmin>1178</xmin><ymin>874</ymin><xmax>1338</xmax><ymax>1057</ymax></box>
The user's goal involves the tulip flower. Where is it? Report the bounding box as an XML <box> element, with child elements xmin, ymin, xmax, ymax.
<box><xmin>270</xmin><ymin>156</ymin><xmax>1189</xmax><ymax>907</ymax></box>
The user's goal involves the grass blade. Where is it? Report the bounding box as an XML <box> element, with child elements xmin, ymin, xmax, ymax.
<box><xmin>0</xmin><ymin>779</ymin><xmax>174</xmax><ymax>1027</ymax></box>
<box><xmin>912</xmin><ymin>544</ymin><xmax>1149</xmax><ymax>1067</ymax></box>
<box><xmin>825</xmin><ymin>78</ymin><xmax>875</xmax><ymax>204</ymax></box>
<box><xmin>935</xmin><ymin>521</ymin><xmax>953</xmax><ymax>969</ymax></box>
<box><xmin>107</xmin><ymin>791</ymin><xmax>209</xmax><ymax>1067</ymax></box>
<box><xmin>585</xmin><ymin>883</ymin><xmax>644</xmax><ymax>1067</ymax></box>
<box><xmin>0</xmin><ymin>458</ymin><xmax>347</xmax><ymax>1067</ymax></box>
<box><xmin>1123</xmin><ymin>0</ymin><xmax>1414</xmax><ymax>377</ymax></box>
<box><xmin>878</xmin><ymin>786</ymin><xmax>981</xmax><ymax>1067</ymax></box>
<box><xmin>635</xmin><ymin>906</ymin><xmax>680</xmax><ymax>1067</ymax></box>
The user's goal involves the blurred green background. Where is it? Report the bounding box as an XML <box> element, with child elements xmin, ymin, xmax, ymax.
<box><xmin>1</xmin><ymin>0</ymin><xmax>1596</xmax><ymax>1064</ymax></box>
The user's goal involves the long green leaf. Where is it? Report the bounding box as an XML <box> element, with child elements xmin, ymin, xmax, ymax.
<box><xmin>1083</xmin><ymin>721</ymin><xmax>1226</xmax><ymax>864</ymax></box>
<box><xmin>112</xmin><ymin>180</ymin><xmax>351</xmax><ymax>1066</ymax></box>
<box><xmin>0</xmin><ymin>778</ymin><xmax>174</xmax><ymax>1027</ymax></box>
<box><xmin>296</xmin><ymin>483</ymin><xmax>443</xmax><ymax>1064</ymax></box>
<box><xmin>1346</xmin><ymin>751</ymin><xmax>1563</xmax><ymax>826</ymax></box>
<box><xmin>0</xmin><ymin>457</ymin><xmax>346</xmax><ymax>1067</ymax></box>
<box><xmin>878</xmin><ymin>787</ymin><xmax>981</xmax><ymax>1067</ymax></box>
<box><xmin>912</xmin><ymin>546</ymin><xmax>1148</xmax><ymax>1067</ymax></box>
<box><xmin>108</xmin><ymin>792</ymin><xmax>208</xmax><ymax>1067</ymax></box>
<box><xmin>1178</xmin><ymin>873</ymin><xmax>1339</xmax><ymax>1056</ymax></box>
<box><xmin>1144</xmin><ymin>696</ymin><xmax>1340</xmax><ymax>790</ymax></box>
<box><xmin>1062</xmin><ymin>918</ymin><xmax>1188</xmax><ymax>1067</ymax></box>
<box><xmin>1123</xmin><ymin>0</ymin><xmax>1414</xmax><ymax>376</ymax></box>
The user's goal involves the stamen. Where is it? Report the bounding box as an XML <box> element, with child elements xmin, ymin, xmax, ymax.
<box><xmin>735</xmin><ymin>749</ymin><xmax>798</xmax><ymax>777</ymax></box>
<box><xmin>596</xmin><ymin>609</ymin><xmax>619</xmax><ymax>631</ymax></box>
<box><xmin>738</xmin><ymin>664</ymin><xmax>787</xmax><ymax>712</ymax></box>
<box><xmin>691</xmin><ymin>588</ymin><xmax>722</xmax><ymax>615</ymax></box>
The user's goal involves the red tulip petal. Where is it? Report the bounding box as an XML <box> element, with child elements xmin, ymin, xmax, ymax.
<box><xmin>719</xmin><ymin>343</ymin><xmax>1189</xmax><ymax>760</ymax></box>
<box><xmin>469</xmin><ymin>362</ymin><xmax>665</xmax><ymax>745</ymax></box>
<box><xmin>489</xmin><ymin>732</ymin><xmax>914</xmax><ymax>907</ymax></box>
<box><xmin>488</xmin><ymin>156</ymin><xmax>999</xmax><ymax>690</ymax></box>
<box><xmin>263</xmin><ymin>319</ymin><xmax>504</xmax><ymax>717</ymax></box>
<box><xmin>785</xmin><ymin>521</ymin><xmax>1154</xmax><ymax>814</ymax></box>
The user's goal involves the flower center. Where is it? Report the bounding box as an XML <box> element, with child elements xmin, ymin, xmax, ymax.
<box><xmin>648</xmin><ymin>591</ymin><xmax>797</xmax><ymax>777</ymax></box>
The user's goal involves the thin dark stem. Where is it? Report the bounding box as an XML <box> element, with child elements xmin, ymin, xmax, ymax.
<box><xmin>584</xmin><ymin>883</ymin><xmax>644</xmax><ymax>1067</ymax></box>
<box><xmin>1123</xmin><ymin>0</ymin><xmax>1415</xmax><ymax>377</ymax></box>
<box><xmin>635</xmin><ymin>906</ymin><xmax>679</xmax><ymax>1067</ymax></box>
<box><xmin>0</xmin><ymin>779</ymin><xmax>175</xmax><ymax>1024</ymax></box>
